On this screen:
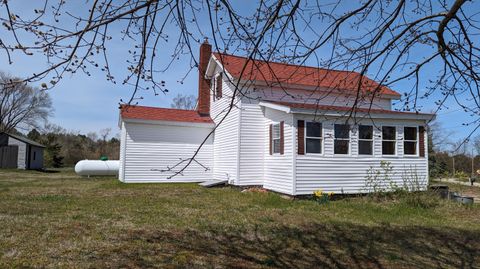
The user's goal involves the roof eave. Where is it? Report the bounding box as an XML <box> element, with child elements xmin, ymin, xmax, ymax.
<box><xmin>258</xmin><ymin>101</ymin><xmax>291</xmax><ymax>113</ymax></box>
<box><xmin>207</xmin><ymin>54</ymin><xmax>235</xmax><ymax>81</ymax></box>
<box><xmin>291</xmin><ymin>108</ymin><xmax>435</xmax><ymax>121</ymax></box>
<box><xmin>383</xmin><ymin>93</ymin><xmax>402</xmax><ymax>100</ymax></box>
<box><xmin>259</xmin><ymin>102</ymin><xmax>435</xmax><ymax>121</ymax></box>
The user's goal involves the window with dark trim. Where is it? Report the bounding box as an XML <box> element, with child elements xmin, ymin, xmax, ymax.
<box><xmin>215</xmin><ymin>73</ymin><xmax>223</xmax><ymax>99</ymax></box>
<box><xmin>358</xmin><ymin>125</ymin><xmax>373</xmax><ymax>155</ymax></box>
<box><xmin>404</xmin><ymin>127</ymin><xmax>417</xmax><ymax>155</ymax></box>
<box><xmin>382</xmin><ymin>126</ymin><xmax>396</xmax><ymax>155</ymax></box>
<box><xmin>334</xmin><ymin>124</ymin><xmax>350</xmax><ymax>154</ymax></box>
<box><xmin>272</xmin><ymin>123</ymin><xmax>281</xmax><ymax>154</ymax></box>
<box><xmin>33</xmin><ymin>151</ymin><xmax>36</xmax><ymax>161</ymax></box>
<box><xmin>211</xmin><ymin>76</ymin><xmax>216</xmax><ymax>100</ymax></box>
<box><xmin>305</xmin><ymin>122</ymin><xmax>322</xmax><ymax>154</ymax></box>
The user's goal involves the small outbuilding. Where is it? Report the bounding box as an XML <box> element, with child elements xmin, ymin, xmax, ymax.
<box><xmin>0</xmin><ymin>132</ymin><xmax>45</xmax><ymax>169</ymax></box>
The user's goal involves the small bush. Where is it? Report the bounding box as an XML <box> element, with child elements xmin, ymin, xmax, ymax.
<box><xmin>454</xmin><ymin>171</ymin><xmax>469</xmax><ymax>182</ymax></box>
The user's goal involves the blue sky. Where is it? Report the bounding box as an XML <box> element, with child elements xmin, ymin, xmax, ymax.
<box><xmin>0</xmin><ymin>1</ymin><xmax>476</xmax><ymax>143</ymax></box>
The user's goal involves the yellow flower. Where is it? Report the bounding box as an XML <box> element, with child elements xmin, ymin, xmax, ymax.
<box><xmin>314</xmin><ymin>189</ymin><xmax>323</xmax><ymax>197</ymax></box>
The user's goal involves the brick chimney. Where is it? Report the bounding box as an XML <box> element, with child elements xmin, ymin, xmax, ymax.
<box><xmin>197</xmin><ymin>39</ymin><xmax>211</xmax><ymax>116</ymax></box>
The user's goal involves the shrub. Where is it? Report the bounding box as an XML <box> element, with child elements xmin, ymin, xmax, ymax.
<box><xmin>454</xmin><ymin>171</ymin><xmax>469</xmax><ymax>182</ymax></box>
<box><xmin>364</xmin><ymin>161</ymin><xmax>396</xmax><ymax>193</ymax></box>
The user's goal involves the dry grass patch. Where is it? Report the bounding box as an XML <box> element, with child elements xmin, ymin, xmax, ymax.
<box><xmin>0</xmin><ymin>169</ymin><xmax>479</xmax><ymax>268</ymax></box>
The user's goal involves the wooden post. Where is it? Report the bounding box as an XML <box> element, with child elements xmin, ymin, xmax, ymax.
<box><xmin>452</xmin><ymin>155</ymin><xmax>455</xmax><ymax>177</ymax></box>
<box><xmin>472</xmin><ymin>148</ymin><xmax>475</xmax><ymax>178</ymax></box>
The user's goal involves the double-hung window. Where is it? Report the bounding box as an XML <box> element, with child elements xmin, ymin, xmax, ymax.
<box><xmin>272</xmin><ymin>123</ymin><xmax>281</xmax><ymax>154</ymax></box>
<box><xmin>211</xmin><ymin>76</ymin><xmax>216</xmax><ymax>100</ymax></box>
<box><xmin>358</xmin><ymin>125</ymin><xmax>373</xmax><ymax>155</ymax></box>
<box><xmin>382</xmin><ymin>126</ymin><xmax>396</xmax><ymax>155</ymax></box>
<box><xmin>334</xmin><ymin>124</ymin><xmax>350</xmax><ymax>154</ymax></box>
<box><xmin>305</xmin><ymin>122</ymin><xmax>322</xmax><ymax>154</ymax></box>
<box><xmin>215</xmin><ymin>73</ymin><xmax>223</xmax><ymax>99</ymax></box>
<box><xmin>404</xmin><ymin>127</ymin><xmax>418</xmax><ymax>155</ymax></box>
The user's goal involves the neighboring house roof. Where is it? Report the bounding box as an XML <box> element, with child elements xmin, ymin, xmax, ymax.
<box><xmin>120</xmin><ymin>105</ymin><xmax>214</xmax><ymax>124</ymax></box>
<box><xmin>260</xmin><ymin>101</ymin><xmax>435</xmax><ymax>120</ymax></box>
<box><xmin>212</xmin><ymin>53</ymin><xmax>401</xmax><ymax>98</ymax></box>
<box><xmin>2</xmin><ymin>132</ymin><xmax>45</xmax><ymax>147</ymax></box>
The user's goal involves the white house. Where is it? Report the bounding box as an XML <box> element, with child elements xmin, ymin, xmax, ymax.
<box><xmin>118</xmin><ymin>41</ymin><xmax>435</xmax><ymax>195</ymax></box>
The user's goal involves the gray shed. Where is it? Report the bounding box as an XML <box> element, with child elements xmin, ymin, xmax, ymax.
<box><xmin>0</xmin><ymin>132</ymin><xmax>45</xmax><ymax>169</ymax></box>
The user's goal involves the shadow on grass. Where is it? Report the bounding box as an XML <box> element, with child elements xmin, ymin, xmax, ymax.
<box><xmin>101</xmin><ymin>222</ymin><xmax>480</xmax><ymax>268</ymax></box>
<box><xmin>37</xmin><ymin>169</ymin><xmax>61</xmax><ymax>173</ymax></box>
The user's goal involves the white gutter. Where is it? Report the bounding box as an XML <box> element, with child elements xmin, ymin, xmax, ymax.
<box><xmin>291</xmin><ymin>109</ymin><xmax>436</xmax><ymax>121</ymax></box>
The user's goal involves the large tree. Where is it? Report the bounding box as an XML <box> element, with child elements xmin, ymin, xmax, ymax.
<box><xmin>0</xmin><ymin>72</ymin><xmax>52</xmax><ymax>132</ymax></box>
<box><xmin>0</xmin><ymin>0</ymin><xmax>477</xmax><ymax>173</ymax></box>
<box><xmin>171</xmin><ymin>94</ymin><xmax>197</xmax><ymax>110</ymax></box>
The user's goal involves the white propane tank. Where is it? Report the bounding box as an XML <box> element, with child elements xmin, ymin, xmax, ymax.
<box><xmin>75</xmin><ymin>160</ymin><xmax>120</xmax><ymax>177</ymax></box>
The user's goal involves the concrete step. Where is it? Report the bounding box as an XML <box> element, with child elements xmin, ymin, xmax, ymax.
<box><xmin>199</xmin><ymin>180</ymin><xmax>228</xmax><ymax>188</ymax></box>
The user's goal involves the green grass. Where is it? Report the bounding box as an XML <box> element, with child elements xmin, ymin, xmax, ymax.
<box><xmin>0</xmin><ymin>170</ymin><xmax>479</xmax><ymax>268</ymax></box>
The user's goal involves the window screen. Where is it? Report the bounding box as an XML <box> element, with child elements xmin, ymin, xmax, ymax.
<box><xmin>404</xmin><ymin>127</ymin><xmax>417</xmax><ymax>155</ymax></box>
<box><xmin>334</xmin><ymin>124</ymin><xmax>350</xmax><ymax>154</ymax></box>
<box><xmin>306</xmin><ymin>122</ymin><xmax>322</xmax><ymax>154</ymax></box>
<box><xmin>272</xmin><ymin>123</ymin><xmax>281</xmax><ymax>154</ymax></box>
<box><xmin>382</xmin><ymin>126</ymin><xmax>396</xmax><ymax>155</ymax></box>
<box><xmin>358</xmin><ymin>125</ymin><xmax>373</xmax><ymax>155</ymax></box>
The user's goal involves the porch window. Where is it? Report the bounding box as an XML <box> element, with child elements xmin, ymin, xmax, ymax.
<box><xmin>358</xmin><ymin>125</ymin><xmax>373</xmax><ymax>155</ymax></box>
<box><xmin>305</xmin><ymin>122</ymin><xmax>322</xmax><ymax>154</ymax></box>
<box><xmin>272</xmin><ymin>123</ymin><xmax>281</xmax><ymax>154</ymax></box>
<box><xmin>404</xmin><ymin>127</ymin><xmax>417</xmax><ymax>155</ymax></box>
<box><xmin>382</xmin><ymin>126</ymin><xmax>396</xmax><ymax>155</ymax></box>
<box><xmin>334</xmin><ymin>124</ymin><xmax>350</xmax><ymax>154</ymax></box>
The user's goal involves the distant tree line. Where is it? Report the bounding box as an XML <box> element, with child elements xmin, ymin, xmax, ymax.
<box><xmin>429</xmin><ymin>122</ymin><xmax>480</xmax><ymax>179</ymax></box>
<box><xmin>27</xmin><ymin>125</ymin><xmax>120</xmax><ymax>168</ymax></box>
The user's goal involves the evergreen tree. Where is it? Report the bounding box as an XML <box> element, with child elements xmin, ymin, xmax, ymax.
<box><xmin>43</xmin><ymin>133</ymin><xmax>64</xmax><ymax>168</ymax></box>
<box><xmin>27</xmin><ymin>129</ymin><xmax>41</xmax><ymax>142</ymax></box>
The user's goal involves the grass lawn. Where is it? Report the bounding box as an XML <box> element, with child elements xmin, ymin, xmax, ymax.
<box><xmin>0</xmin><ymin>170</ymin><xmax>479</xmax><ymax>268</ymax></box>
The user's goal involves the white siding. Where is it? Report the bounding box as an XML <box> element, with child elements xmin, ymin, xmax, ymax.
<box><xmin>237</xmin><ymin>100</ymin><xmax>265</xmax><ymax>185</ymax></box>
<box><xmin>243</xmin><ymin>86</ymin><xmax>392</xmax><ymax>110</ymax></box>
<box><xmin>8</xmin><ymin>137</ymin><xmax>26</xmax><ymax>169</ymax></box>
<box><xmin>118</xmin><ymin>121</ymin><xmax>127</xmax><ymax>182</ymax></box>
<box><xmin>122</xmin><ymin>122</ymin><xmax>213</xmax><ymax>182</ymax></box>
<box><xmin>295</xmin><ymin>158</ymin><xmax>428</xmax><ymax>194</ymax></box>
<box><xmin>263</xmin><ymin>108</ymin><xmax>294</xmax><ymax>195</ymax></box>
<box><xmin>294</xmin><ymin>117</ymin><xmax>429</xmax><ymax>194</ymax></box>
<box><xmin>211</xmin><ymin>71</ymin><xmax>240</xmax><ymax>183</ymax></box>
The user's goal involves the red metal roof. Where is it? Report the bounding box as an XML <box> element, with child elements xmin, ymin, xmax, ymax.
<box><xmin>120</xmin><ymin>105</ymin><xmax>213</xmax><ymax>124</ymax></box>
<box><xmin>268</xmin><ymin>101</ymin><xmax>434</xmax><ymax>116</ymax></box>
<box><xmin>213</xmin><ymin>53</ymin><xmax>401</xmax><ymax>97</ymax></box>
